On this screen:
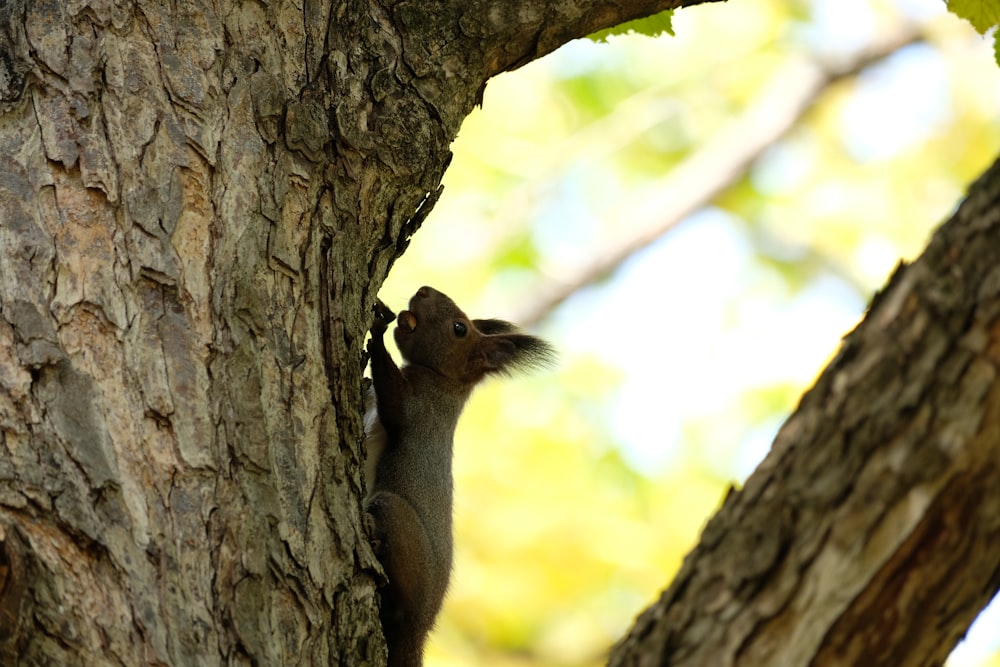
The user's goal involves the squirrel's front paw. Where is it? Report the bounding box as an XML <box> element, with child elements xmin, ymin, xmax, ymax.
<box><xmin>371</xmin><ymin>299</ymin><xmax>395</xmax><ymax>334</ymax></box>
<box><xmin>366</xmin><ymin>513</ymin><xmax>388</xmax><ymax>559</ymax></box>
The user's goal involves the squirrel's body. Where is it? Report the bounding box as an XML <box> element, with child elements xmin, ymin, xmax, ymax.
<box><xmin>364</xmin><ymin>286</ymin><xmax>553</xmax><ymax>667</ymax></box>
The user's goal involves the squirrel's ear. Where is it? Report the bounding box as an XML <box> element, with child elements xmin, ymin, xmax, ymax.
<box><xmin>479</xmin><ymin>337</ymin><xmax>518</xmax><ymax>373</ymax></box>
<box><xmin>473</xmin><ymin>319</ymin><xmax>518</xmax><ymax>335</ymax></box>
<box><xmin>478</xmin><ymin>334</ymin><xmax>555</xmax><ymax>376</ymax></box>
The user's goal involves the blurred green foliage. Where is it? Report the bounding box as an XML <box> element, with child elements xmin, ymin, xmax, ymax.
<box><xmin>378</xmin><ymin>0</ymin><xmax>1000</xmax><ymax>664</ymax></box>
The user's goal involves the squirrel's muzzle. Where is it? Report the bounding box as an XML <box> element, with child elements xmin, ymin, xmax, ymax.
<box><xmin>397</xmin><ymin>310</ymin><xmax>418</xmax><ymax>333</ymax></box>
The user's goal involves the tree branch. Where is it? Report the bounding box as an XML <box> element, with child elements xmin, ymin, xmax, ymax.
<box><xmin>476</xmin><ymin>0</ymin><xmax>721</xmax><ymax>78</ymax></box>
<box><xmin>399</xmin><ymin>0</ymin><xmax>724</xmax><ymax>79</ymax></box>
<box><xmin>390</xmin><ymin>0</ymin><xmax>724</xmax><ymax>136</ymax></box>
<box><xmin>608</xmin><ymin>153</ymin><xmax>1000</xmax><ymax>665</ymax></box>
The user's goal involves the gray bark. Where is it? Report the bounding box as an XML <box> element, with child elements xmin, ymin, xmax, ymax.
<box><xmin>0</xmin><ymin>0</ymin><xmax>694</xmax><ymax>664</ymax></box>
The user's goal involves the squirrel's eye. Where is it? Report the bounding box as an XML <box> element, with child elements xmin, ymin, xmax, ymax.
<box><xmin>453</xmin><ymin>321</ymin><xmax>467</xmax><ymax>337</ymax></box>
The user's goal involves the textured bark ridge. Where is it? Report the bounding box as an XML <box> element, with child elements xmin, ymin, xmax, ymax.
<box><xmin>0</xmin><ymin>0</ymin><xmax>692</xmax><ymax>664</ymax></box>
<box><xmin>608</xmin><ymin>158</ymin><xmax>1000</xmax><ymax>666</ymax></box>
<box><xmin>0</xmin><ymin>1</ymin><xmax>385</xmax><ymax>663</ymax></box>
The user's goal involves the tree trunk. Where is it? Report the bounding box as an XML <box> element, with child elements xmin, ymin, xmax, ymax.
<box><xmin>0</xmin><ymin>0</ymin><xmax>690</xmax><ymax>664</ymax></box>
<box><xmin>608</xmin><ymin>156</ymin><xmax>1000</xmax><ymax>666</ymax></box>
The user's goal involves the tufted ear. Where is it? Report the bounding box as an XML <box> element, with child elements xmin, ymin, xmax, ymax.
<box><xmin>473</xmin><ymin>318</ymin><xmax>519</xmax><ymax>335</ymax></box>
<box><xmin>476</xmin><ymin>332</ymin><xmax>556</xmax><ymax>377</ymax></box>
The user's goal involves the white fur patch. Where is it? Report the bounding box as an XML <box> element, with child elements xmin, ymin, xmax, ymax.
<box><xmin>363</xmin><ymin>385</ymin><xmax>386</xmax><ymax>499</ymax></box>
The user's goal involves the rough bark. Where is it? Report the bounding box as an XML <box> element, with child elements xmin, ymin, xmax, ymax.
<box><xmin>0</xmin><ymin>0</ymin><xmax>695</xmax><ymax>665</ymax></box>
<box><xmin>608</xmin><ymin>157</ymin><xmax>1000</xmax><ymax>666</ymax></box>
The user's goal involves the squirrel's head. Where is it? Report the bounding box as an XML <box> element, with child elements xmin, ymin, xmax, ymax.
<box><xmin>394</xmin><ymin>286</ymin><xmax>554</xmax><ymax>385</ymax></box>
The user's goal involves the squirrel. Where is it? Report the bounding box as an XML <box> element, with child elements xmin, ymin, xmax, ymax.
<box><xmin>363</xmin><ymin>286</ymin><xmax>554</xmax><ymax>667</ymax></box>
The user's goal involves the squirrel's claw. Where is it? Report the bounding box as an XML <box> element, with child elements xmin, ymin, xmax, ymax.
<box><xmin>371</xmin><ymin>299</ymin><xmax>395</xmax><ymax>334</ymax></box>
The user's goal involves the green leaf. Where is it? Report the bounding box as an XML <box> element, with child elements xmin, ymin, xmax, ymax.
<box><xmin>946</xmin><ymin>0</ymin><xmax>1000</xmax><ymax>34</ymax></box>
<box><xmin>588</xmin><ymin>9</ymin><xmax>674</xmax><ymax>43</ymax></box>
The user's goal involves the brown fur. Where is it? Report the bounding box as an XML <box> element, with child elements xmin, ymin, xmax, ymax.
<box><xmin>364</xmin><ymin>286</ymin><xmax>554</xmax><ymax>667</ymax></box>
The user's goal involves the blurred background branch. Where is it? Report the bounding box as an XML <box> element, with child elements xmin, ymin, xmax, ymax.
<box><xmin>515</xmin><ymin>21</ymin><xmax>921</xmax><ymax>327</ymax></box>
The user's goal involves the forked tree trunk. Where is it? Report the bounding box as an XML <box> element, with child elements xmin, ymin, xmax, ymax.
<box><xmin>1</xmin><ymin>0</ymin><xmax>997</xmax><ymax>665</ymax></box>
<box><xmin>0</xmin><ymin>0</ymin><xmax>691</xmax><ymax>664</ymax></box>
